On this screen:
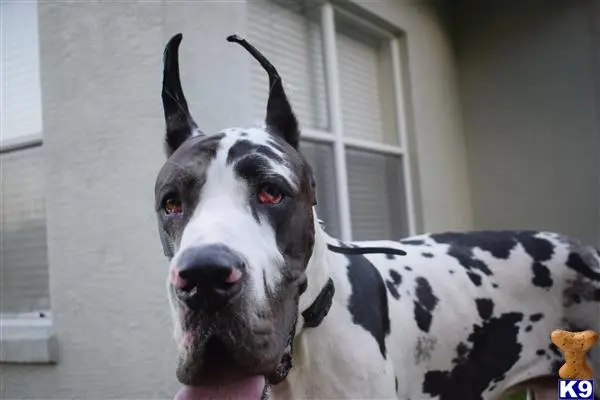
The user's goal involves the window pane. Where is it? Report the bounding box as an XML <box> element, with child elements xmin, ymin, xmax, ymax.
<box><xmin>336</xmin><ymin>14</ymin><xmax>398</xmax><ymax>145</ymax></box>
<box><xmin>299</xmin><ymin>140</ymin><xmax>341</xmax><ymax>238</ymax></box>
<box><xmin>1</xmin><ymin>146</ymin><xmax>50</xmax><ymax>314</ymax></box>
<box><xmin>1</xmin><ymin>0</ymin><xmax>43</xmax><ymax>143</ymax></box>
<box><xmin>247</xmin><ymin>0</ymin><xmax>329</xmax><ymax>131</ymax></box>
<box><xmin>346</xmin><ymin>148</ymin><xmax>408</xmax><ymax>241</ymax></box>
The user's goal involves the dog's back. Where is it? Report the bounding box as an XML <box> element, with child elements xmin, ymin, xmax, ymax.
<box><xmin>334</xmin><ymin>230</ymin><xmax>600</xmax><ymax>399</ymax></box>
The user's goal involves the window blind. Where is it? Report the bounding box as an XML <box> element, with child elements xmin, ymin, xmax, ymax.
<box><xmin>247</xmin><ymin>0</ymin><xmax>329</xmax><ymax>131</ymax></box>
<box><xmin>346</xmin><ymin>148</ymin><xmax>408</xmax><ymax>241</ymax></box>
<box><xmin>1</xmin><ymin>0</ymin><xmax>43</xmax><ymax>143</ymax></box>
<box><xmin>336</xmin><ymin>17</ymin><xmax>397</xmax><ymax>146</ymax></box>
<box><xmin>336</xmin><ymin>21</ymin><xmax>407</xmax><ymax>241</ymax></box>
<box><xmin>1</xmin><ymin>146</ymin><xmax>50</xmax><ymax>314</ymax></box>
<box><xmin>298</xmin><ymin>140</ymin><xmax>341</xmax><ymax>238</ymax></box>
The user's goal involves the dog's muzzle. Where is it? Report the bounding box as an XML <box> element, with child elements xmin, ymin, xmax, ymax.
<box><xmin>173</xmin><ymin>244</ymin><xmax>245</xmax><ymax>311</ymax></box>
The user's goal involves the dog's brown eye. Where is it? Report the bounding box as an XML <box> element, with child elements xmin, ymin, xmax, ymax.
<box><xmin>164</xmin><ymin>197</ymin><xmax>183</xmax><ymax>215</ymax></box>
<box><xmin>257</xmin><ymin>184</ymin><xmax>283</xmax><ymax>205</ymax></box>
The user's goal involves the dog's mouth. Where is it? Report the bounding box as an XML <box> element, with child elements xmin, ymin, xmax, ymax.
<box><xmin>173</xmin><ymin>307</ymin><xmax>294</xmax><ymax>400</ymax></box>
<box><xmin>173</xmin><ymin>336</ymin><xmax>291</xmax><ymax>400</ymax></box>
<box><xmin>174</xmin><ymin>376</ymin><xmax>268</xmax><ymax>400</ymax></box>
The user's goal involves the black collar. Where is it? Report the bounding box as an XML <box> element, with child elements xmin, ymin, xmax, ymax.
<box><xmin>266</xmin><ymin>278</ymin><xmax>335</xmax><ymax>385</ymax></box>
<box><xmin>299</xmin><ymin>242</ymin><xmax>407</xmax><ymax>328</ymax></box>
<box><xmin>301</xmin><ymin>278</ymin><xmax>335</xmax><ymax>329</ymax></box>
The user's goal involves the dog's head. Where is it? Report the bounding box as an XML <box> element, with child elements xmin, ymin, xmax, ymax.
<box><xmin>154</xmin><ymin>34</ymin><xmax>317</xmax><ymax>399</ymax></box>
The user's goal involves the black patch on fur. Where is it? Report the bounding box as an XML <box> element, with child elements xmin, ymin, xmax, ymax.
<box><xmin>413</xmin><ymin>277</ymin><xmax>439</xmax><ymax>333</ymax></box>
<box><xmin>395</xmin><ymin>377</ymin><xmax>398</xmax><ymax>393</ymax></box>
<box><xmin>514</xmin><ymin>232</ymin><xmax>555</xmax><ymax>288</ymax></box>
<box><xmin>400</xmin><ymin>239</ymin><xmax>427</xmax><ymax>246</ymax></box>
<box><xmin>386</xmin><ymin>281</ymin><xmax>400</xmax><ymax>300</ymax></box>
<box><xmin>430</xmin><ymin>231</ymin><xmax>559</xmax><ymax>289</ymax></box>
<box><xmin>475</xmin><ymin>298</ymin><xmax>494</xmax><ymax>320</ymax></box>
<box><xmin>226</xmin><ymin>139</ymin><xmax>284</xmax><ymax>165</ymax></box>
<box><xmin>467</xmin><ymin>271</ymin><xmax>482</xmax><ymax>286</ymax></box>
<box><xmin>386</xmin><ymin>253</ymin><xmax>396</xmax><ymax>260</ymax></box>
<box><xmin>532</xmin><ymin>262</ymin><xmax>553</xmax><ymax>288</ymax></box>
<box><xmin>422</xmin><ymin>252</ymin><xmax>434</xmax><ymax>258</ymax></box>
<box><xmin>492</xmin><ymin>283</ymin><xmax>499</xmax><ymax>288</ymax></box>
<box><xmin>516</xmin><ymin>232</ymin><xmax>554</xmax><ymax>259</ymax></box>
<box><xmin>430</xmin><ymin>231</ymin><xmax>517</xmax><ymax>259</ymax></box>
<box><xmin>524</xmin><ymin>325</ymin><xmax>532</xmax><ymax>332</ymax></box>
<box><xmin>529</xmin><ymin>313</ymin><xmax>543</xmax><ymax>322</ymax></box>
<box><xmin>345</xmin><ymin>253</ymin><xmax>390</xmax><ymax>359</ymax></box>
<box><xmin>405</xmin><ymin>266</ymin><xmax>413</xmax><ymax>271</ymax></box>
<box><xmin>566</xmin><ymin>252</ymin><xmax>600</xmax><ymax>281</ymax></box>
<box><xmin>390</xmin><ymin>270</ymin><xmax>402</xmax><ymax>285</ymax></box>
<box><xmin>429</xmin><ymin>233</ymin><xmax>495</xmax><ymax>286</ymax></box>
<box><xmin>386</xmin><ymin>270</ymin><xmax>402</xmax><ymax>300</ymax></box>
<box><xmin>422</xmin><ymin>312</ymin><xmax>523</xmax><ymax>400</ymax></box>
<box><xmin>536</xmin><ymin>349</ymin><xmax>546</xmax><ymax>356</ymax></box>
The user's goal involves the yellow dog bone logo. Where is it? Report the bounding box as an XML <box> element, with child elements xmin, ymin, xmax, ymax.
<box><xmin>550</xmin><ymin>329</ymin><xmax>598</xmax><ymax>380</ymax></box>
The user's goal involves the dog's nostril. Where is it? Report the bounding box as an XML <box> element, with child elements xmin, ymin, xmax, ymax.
<box><xmin>178</xmin><ymin>265</ymin><xmax>242</xmax><ymax>287</ymax></box>
<box><xmin>170</xmin><ymin>266</ymin><xmax>189</xmax><ymax>289</ymax></box>
<box><xmin>225</xmin><ymin>267</ymin><xmax>242</xmax><ymax>283</ymax></box>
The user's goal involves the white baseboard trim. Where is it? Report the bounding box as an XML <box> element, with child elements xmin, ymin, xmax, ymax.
<box><xmin>1</xmin><ymin>311</ymin><xmax>58</xmax><ymax>364</ymax></box>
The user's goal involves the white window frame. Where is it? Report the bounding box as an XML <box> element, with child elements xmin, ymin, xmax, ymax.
<box><xmin>301</xmin><ymin>2</ymin><xmax>416</xmax><ymax>241</ymax></box>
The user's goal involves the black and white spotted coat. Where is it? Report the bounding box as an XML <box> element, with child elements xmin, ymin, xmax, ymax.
<box><xmin>274</xmin><ymin>225</ymin><xmax>600</xmax><ymax>400</ymax></box>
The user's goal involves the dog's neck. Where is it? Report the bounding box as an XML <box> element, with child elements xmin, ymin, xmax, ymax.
<box><xmin>297</xmin><ymin>209</ymin><xmax>334</xmax><ymax>329</ymax></box>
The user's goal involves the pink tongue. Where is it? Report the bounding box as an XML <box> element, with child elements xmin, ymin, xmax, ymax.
<box><xmin>173</xmin><ymin>376</ymin><xmax>266</xmax><ymax>400</ymax></box>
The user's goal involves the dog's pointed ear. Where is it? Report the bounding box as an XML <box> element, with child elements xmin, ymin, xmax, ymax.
<box><xmin>227</xmin><ymin>34</ymin><xmax>300</xmax><ymax>149</ymax></box>
<box><xmin>162</xmin><ymin>33</ymin><xmax>203</xmax><ymax>156</ymax></box>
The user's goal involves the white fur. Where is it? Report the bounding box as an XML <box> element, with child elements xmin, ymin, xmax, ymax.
<box><xmin>272</xmin><ymin>223</ymin><xmax>600</xmax><ymax>400</ymax></box>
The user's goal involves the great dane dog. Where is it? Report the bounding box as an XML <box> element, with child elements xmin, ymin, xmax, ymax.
<box><xmin>155</xmin><ymin>33</ymin><xmax>600</xmax><ymax>400</ymax></box>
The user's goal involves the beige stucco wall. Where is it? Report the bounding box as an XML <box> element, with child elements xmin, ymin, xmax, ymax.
<box><xmin>2</xmin><ymin>1</ymin><xmax>471</xmax><ymax>398</ymax></box>
<box><xmin>456</xmin><ymin>0</ymin><xmax>600</xmax><ymax>246</ymax></box>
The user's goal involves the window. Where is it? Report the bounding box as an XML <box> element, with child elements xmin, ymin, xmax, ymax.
<box><xmin>1</xmin><ymin>0</ymin><xmax>43</xmax><ymax>148</ymax></box>
<box><xmin>1</xmin><ymin>0</ymin><xmax>54</xmax><ymax>364</ymax></box>
<box><xmin>248</xmin><ymin>0</ymin><xmax>416</xmax><ymax>241</ymax></box>
<box><xmin>1</xmin><ymin>1</ymin><xmax>53</xmax><ymax>364</ymax></box>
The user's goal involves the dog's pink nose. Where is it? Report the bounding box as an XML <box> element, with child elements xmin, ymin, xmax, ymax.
<box><xmin>170</xmin><ymin>266</ymin><xmax>188</xmax><ymax>288</ymax></box>
<box><xmin>225</xmin><ymin>267</ymin><xmax>242</xmax><ymax>283</ymax></box>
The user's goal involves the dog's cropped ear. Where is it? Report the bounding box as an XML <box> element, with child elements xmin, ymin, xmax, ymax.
<box><xmin>162</xmin><ymin>33</ymin><xmax>203</xmax><ymax>157</ymax></box>
<box><xmin>227</xmin><ymin>34</ymin><xmax>300</xmax><ymax>149</ymax></box>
